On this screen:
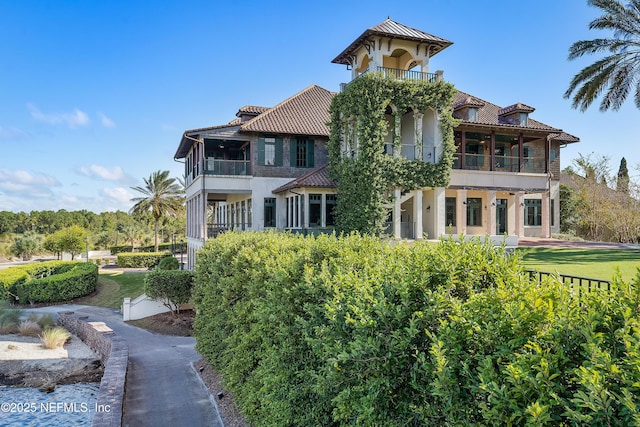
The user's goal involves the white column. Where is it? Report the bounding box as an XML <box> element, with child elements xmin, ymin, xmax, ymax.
<box><xmin>414</xmin><ymin>112</ymin><xmax>424</xmax><ymax>160</ymax></box>
<box><xmin>515</xmin><ymin>192</ymin><xmax>525</xmax><ymax>237</ymax></box>
<box><xmin>541</xmin><ymin>192</ymin><xmax>551</xmax><ymax>238</ymax></box>
<box><xmin>456</xmin><ymin>189</ymin><xmax>467</xmax><ymax>235</ymax></box>
<box><xmin>414</xmin><ymin>190</ymin><xmax>423</xmax><ymax>239</ymax></box>
<box><xmin>394</xmin><ymin>188</ymin><xmax>402</xmax><ymax>239</ymax></box>
<box><xmin>432</xmin><ymin>187</ymin><xmax>446</xmax><ymax>239</ymax></box>
<box><xmin>487</xmin><ymin>191</ymin><xmax>497</xmax><ymax>236</ymax></box>
<box><xmin>394</xmin><ymin>113</ymin><xmax>402</xmax><ymax>157</ymax></box>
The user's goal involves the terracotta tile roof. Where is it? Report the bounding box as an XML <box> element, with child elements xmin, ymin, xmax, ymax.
<box><xmin>453</xmin><ymin>95</ymin><xmax>485</xmax><ymax>109</ymax></box>
<box><xmin>240</xmin><ymin>85</ymin><xmax>334</xmax><ymax>137</ymax></box>
<box><xmin>453</xmin><ymin>90</ymin><xmax>560</xmax><ymax>132</ymax></box>
<box><xmin>332</xmin><ymin>18</ymin><xmax>453</xmax><ymax>65</ymax></box>
<box><xmin>236</xmin><ymin>105</ymin><xmax>269</xmax><ymax>117</ymax></box>
<box><xmin>498</xmin><ymin>103</ymin><xmax>535</xmax><ymax>115</ymax></box>
<box><xmin>550</xmin><ymin>132</ymin><xmax>580</xmax><ymax>143</ymax></box>
<box><xmin>272</xmin><ymin>166</ymin><xmax>336</xmax><ymax>193</ymax></box>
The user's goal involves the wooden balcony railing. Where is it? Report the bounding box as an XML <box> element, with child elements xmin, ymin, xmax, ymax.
<box><xmin>453</xmin><ymin>154</ymin><xmax>546</xmax><ymax>173</ymax></box>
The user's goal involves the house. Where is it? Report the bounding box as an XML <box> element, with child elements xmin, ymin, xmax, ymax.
<box><xmin>175</xmin><ymin>18</ymin><xmax>578</xmax><ymax>269</ymax></box>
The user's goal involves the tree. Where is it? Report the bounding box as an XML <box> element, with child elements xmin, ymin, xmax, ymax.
<box><xmin>564</xmin><ymin>0</ymin><xmax>640</xmax><ymax>111</ymax></box>
<box><xmin>44</xmin><ymin>226</ymin><xmax>88</xmax><ymax>260</ymax></box>
<box><xmin>130</xmin><ymin>170</ymin><xmax>184</xmax><ymax>252</ymax></box>
<box><xmin>617</xmin><ymin>156</ymin><xmax>630</xmax><ymax>193</ymax></box>
<box><xmin>11</xmin><ymin>231</ymin><xmax>41</xmax><ymax>260</ymax></box>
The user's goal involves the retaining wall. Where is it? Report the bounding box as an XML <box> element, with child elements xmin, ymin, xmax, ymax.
<box><xmin>57</xmin><ymin>312</ymin><xmax>128</xmax><ymax>427</ymax></box>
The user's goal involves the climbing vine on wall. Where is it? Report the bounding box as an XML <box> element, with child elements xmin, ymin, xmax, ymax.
<box><xmin>328</xmin><ymin>72</ymin><xmax>459</xmax><ymax>235</ymax></box>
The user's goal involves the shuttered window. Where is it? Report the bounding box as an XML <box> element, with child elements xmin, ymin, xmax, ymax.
<box><xmin>290</xmin><ymin>138</ymin><xmax>314</xmax><ymax>168</ymax></box>
<box><xmin>258</xmin><ymin>136</ymin><xmax>283</xmax><ymax>166</ymax></box>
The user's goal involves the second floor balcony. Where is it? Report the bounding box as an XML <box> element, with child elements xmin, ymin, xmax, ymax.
<box><xmin>204</xmin><ymin>158</ymin><xmax>251</xmax><ymax>176</ymax></box>
<box><xmin>453</xmin><ymin>154</ymin><xmax>546</xmax><ymax>174</ymax></box>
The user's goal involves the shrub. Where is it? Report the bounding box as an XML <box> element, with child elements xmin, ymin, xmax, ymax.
<box><xmin>0</xmin><ymin>305</ymin><xmax>21</xmax><ymax>334</ymax></box>
<box><xmin>117</xmin><ymin>252</ymin><xmax>172</xmax><ymax>269</ymax></box>
<box><xmin>40</xmin><ymin>327</ymin><xmax>70</xmax><ymax>349</ymax></box>
<box><xmin>194</xmin><ymin>231</ymin><xmax>640</xmax><ymax>427</ymax></box>
<box><xmin>156</xmin><ymin>256</ymin><xmax>179</xmax><ymax>270</ymax></box>
<box><xmin>0</xmin><ymin>261</ymin><xmax>98</xmax><ymax>304</ymax></box>
<box><xmin>144</xmin><ymin>270</ymin><xmax>194</xmax><ymax>314</ymax></box>
<box><xmin>18</xmin><ymin>320</ymin><xmax>42</xmax><ymax>337</ymax></box>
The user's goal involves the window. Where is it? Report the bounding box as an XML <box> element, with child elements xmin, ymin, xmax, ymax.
<box><xmin>291</xmin><ymin>138</ymin><xmax>315</xmax><ymax>168</ymax></box>
<box><xmin>445</xmin><ymin>197</ymin><xmax>456</xmax><ymax>227</ymax></box>
<box><xmin>309</xmin><ymin>194</ymin><xmax>322</xmax><ymax>226</ymax></box>
<box><xmin>519</xmin><ymin>112</ymin><xmax>528</xmax><ymax>127</ymax></box>
<box><xmin>325</xmin><ymin>194</ymin><xmax>337</xmax><ymax>226</ymax></box>
<box><xmin>468</xmin><ymin>107</ymin><xmax>478</xmax><ymax>122</ymax></box>
<box><xmin>551</xmin><ymin>199</ymin><xmax>555</xmax><ymax>227</ymax></box>
<box><xmin>258</xmin><ymin>137</ymin><xmax>283</xmax><ymax>166</ymax></box>
<box><xmin>525</xmin><ymin>199</ymin><xmax>542</xmax><ymax>226</ymax></box>
<box><xmin>466</xmin><ymin>198</ymin><xmax>482</xmax><ymax>227</ymax></box>
<box><xmin>264</xmin><ymin>198</ymin><xmax>276</xmax><ymax>227</ymax></box>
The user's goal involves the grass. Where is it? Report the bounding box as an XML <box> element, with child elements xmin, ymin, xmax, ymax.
<box><xmin>518</xmin><ymin>247</ymin><xmax>640</xmax><ymax>282</ymax></box>
<box><xmin>40</xmin><ymin>326</ymin><xmax>70</xmax><ymax>349</ymax></box>
<box><xmin>18</xmin><ymin>319</ymin><xmax>42</xmax><ymax>337</ymax></box>
<box><xmin>75</xmin><ymin>271</ymin><xmax>146</xmax><ymax>309</ymax></box>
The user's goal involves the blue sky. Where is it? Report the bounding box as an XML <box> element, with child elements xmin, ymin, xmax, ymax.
<box><xmin>0</xmin><ymin>0</ymin><xmax>637</xmax><ymax>213</ymax></box>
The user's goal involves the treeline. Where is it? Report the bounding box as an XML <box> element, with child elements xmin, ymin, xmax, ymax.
<box><xmin>0</xmin><ymin>209</ymin><xmax>185</xmax><ymax>252</ymax></box>
<box><xmin>561</xmin><ymin>154</ymin><xmax>640</xmax><ymax>243</ymax></box>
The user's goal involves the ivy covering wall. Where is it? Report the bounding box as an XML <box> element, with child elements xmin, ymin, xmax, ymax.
<box><xmin>328</xmin><ymin>72</ymin><xmax>459</xmax><ymax>235</ymax></box>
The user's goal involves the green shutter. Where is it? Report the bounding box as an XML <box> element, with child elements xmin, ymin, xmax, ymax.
<box><xmin>290</xmin><ymin>138</ymin><xmax>297</xmax><ymax>167</ymax></box>
<box><xmin>307</xmin><ymin>139</ymin><xmax>314</xmax><ymax>168</ymax></box>
<box><xmin>257</xmin><ymin>138</ymin><xmax>265</xmax><ymax>165</ymax></box>
<box><xmin>275</xmin><ymin>138</ymin><xmax>283</xmax><ymax>166</ymax></box>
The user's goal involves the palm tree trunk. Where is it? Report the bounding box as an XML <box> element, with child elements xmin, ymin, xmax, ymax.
<box><xmin>154</xmin><ymin>219</ymin><xmax>159</xmax><ymax>252</ymax></box>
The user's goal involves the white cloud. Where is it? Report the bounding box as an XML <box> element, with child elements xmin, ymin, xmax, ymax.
<box><xmin>98</xmin><ymin>112</ymin><xmax>115</xmax><ymax>128</ymax></box>
<box><xmin>27</xmin><ymin>103</ymin><xmax>90</xmax><ymax>128</ymax></box>
<box><xmin>0</xmin><ymin>169</ymin><xmax>61</xmax><ymax>196</ymax></box>
<box><xmin>78</xmin><ymin>165</ymin><xmax>129</xmax><ymax>182</ymax></box>
<box><xmin>102</xmin><ymin>187</ymin><xmax>134</xmax><ymax>206</ymax></box>
<box><xmin>0</xmin><ymin>126</ymin><xmax>29</xmax><ymax>140</ymax></box>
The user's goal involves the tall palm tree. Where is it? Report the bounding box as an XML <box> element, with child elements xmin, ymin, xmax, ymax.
<box><xmin>564</xmin><ymin>0</ymin><xmax>640</xmax><ymax>111</ymax></box>
<box><xmin>130</xmin><ymin>170</ymin><xmax>184</xmax><ymax>252</ymax></box>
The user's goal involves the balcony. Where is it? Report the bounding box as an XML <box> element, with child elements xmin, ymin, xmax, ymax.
<box><xmin>453</xmin><ymin>154</ymin><xmax>546</xmax><ymax>174</ymax></box>
<box><xmin>204</xmin><ymin>158</ymin><xmax>251</xmax><ymax>176</ymax></box>
<box><xmin>376</xmin><ymin>67</ymin><xmax>439</xmax><ymax>83</ymax></box>
<box><xmin>340</xmin><ymin>67</ymin><xmax>442</xmax><ymax>91</ymax></box>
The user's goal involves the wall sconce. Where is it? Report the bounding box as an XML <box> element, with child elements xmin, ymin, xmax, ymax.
<box><xmin>462</xmin><ymin>200</ymin><xmax>467</xmax><ymax>205</ymax></box>
<box><xmin>426</xmin><ymin>205</ymin><xmax>431</xmax><ymax>212</ymax></box>
<box><xmin>491</xmin><ymin>202</ymin><xmax>496</xmax><ymax>206</ymax></box>
<box><xmin>520</xmin><ymin>202</ymin><xmax>524</xmax><ymax>207</ymax></box>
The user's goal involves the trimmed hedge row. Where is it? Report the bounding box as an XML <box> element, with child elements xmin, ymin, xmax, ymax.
<box><xmin>194</xmin><ymin>231</ymin><xmax>640</xmax><ymax>426</ymax></box>
<box><xmin>110</xmin><ymin>243</ymin><xmax>174</xmax><ymax>254</ymax></box>
<box><xmin>116</xmin><ymin>252</ymin><xmax>172</xmax><ymax>269</ymax></box>
<box><xmin>0</xmin><ymin>261</ymin><xmax>98</xmax><ymax>303</ymax></box>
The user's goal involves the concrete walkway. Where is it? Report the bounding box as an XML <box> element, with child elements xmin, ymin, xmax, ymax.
<box><xmin>518</xmin><ymin>237</ymin><xmax>640</xmax><ymax>250</ymax></box>
<box><xmin>23</xmin><ymin>304</ymin><xmax>223</xmax><ymax>427</ymax></box>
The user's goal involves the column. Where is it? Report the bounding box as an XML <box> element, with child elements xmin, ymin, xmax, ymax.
<box><xmin>487</xmin><ymin>191</ymin><xmax>497</xmax><ymax>235</ymax></box>
<box><xmin>432</xmin><ymin>187</ymin><xmax>446</xmax><ymax>238</ymax></box>
<box><xmin>414</xmin><ymin>112</ymin><xmax>424</xmax><ymax>160</ymax></box>
<box><xmin>515</xmin><ymin>192</ymin><xmax>525</xmax><ymax>237</ymax></box>
<box><xmin>394</xmin><ymin>188</ymin><xmax>401</xmax><ymax>239</ymax></box>
<box><xmin>541</xmin><ymin>192</ymin><xmax>551</xmax><ymax>238</ymax></box>
<box><xmin>456</xmin><ymin>189</ymin><xmax>467</xmax><ymax>235</ymax></box>
<box><xmin>394</xmin><ymin>112</ymin><xmax>402</xmax><ymax>157</ymax></box>
<box><xmin>413</xmin><ymin>190</ymin><xmax>423</xmax><ymax>239</ymax></box>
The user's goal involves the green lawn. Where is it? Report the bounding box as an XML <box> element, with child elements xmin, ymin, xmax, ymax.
<box><xmin>518</xmin><ymin>247</ymin><xmax>640</xmax><ymax>282</ymax></box>
<box><xmin>76</xmin><ymin>271</ymin><xmax>146</xmax><ymax>309</ymax></box>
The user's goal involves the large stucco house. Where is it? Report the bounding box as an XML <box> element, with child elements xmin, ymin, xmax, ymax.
<box><xmin>175</xmin><ymin>19</ymin><xmax>578</xmax><ymax>269</ymax></box>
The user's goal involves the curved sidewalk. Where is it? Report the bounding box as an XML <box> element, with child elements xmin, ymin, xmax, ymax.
<box><xmin>24</xmin><ymin>304</ymin><xmax>223</xmax><ymax>427</ymax></box>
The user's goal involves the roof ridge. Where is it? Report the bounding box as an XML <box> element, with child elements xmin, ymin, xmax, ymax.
<box><xmin>241</xmin><ymin>85</ymin><xmax>320</xmax><ymax>130</ymax></box>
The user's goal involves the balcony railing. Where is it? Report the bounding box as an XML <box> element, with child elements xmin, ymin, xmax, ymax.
<box><xmin>340</xmin><ymin>67</ymin><xmax>441</xmax><ymax>91</ymax></box>
<box><xmin>207</xmin><ymin>223</ymin><xmax>251</xmax><ymax>238</ymax></box>
<box><xmin>453</xmin><ymin>154</ymin><xmax>546</xmax><ymax>173</ymax></box>
<box><xmin>376</xmin><ymin>67</ymin><xmax>438</xmax><ymax>83</ymax></box>
<box><xmin>204</xmin><ymin>158</ymin><xmax>251</xmax><ymax>176</ymax></box>
<box><xmin>383</xmin><ymin>222</ymin><xmax>415</xmax><ymax>239</ymax></box>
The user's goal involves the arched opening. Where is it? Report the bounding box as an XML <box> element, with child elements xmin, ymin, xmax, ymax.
<box><xmin>383</xmin><ymin>48</ymin><xmax>416</xmax><ymax>70</ymax></box>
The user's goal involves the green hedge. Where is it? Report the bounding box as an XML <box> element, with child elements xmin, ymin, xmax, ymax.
<box><xmin>116</xmin><ymin>252</ymin><xmax>172</xmax><ymax>269</ymax></box>
<box><xmin>144</xmin><ymin>270</ymin><xmax>194</xmax><ymax>313</ymax></box>
<box><xmin>0</xmin><ymin>261</ymin><xmax>98</xmax><ymax>303</ymax></box>
<box><xmin>194</xmin><ymin>231</ymin><xmax>640</xmax><ymax>426</ymax></box>
<box><xmin>110</xmin><ymin>243</ymin><xmax>174</xmax><ymax>254</ymax></box>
